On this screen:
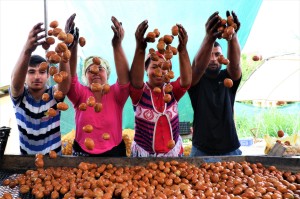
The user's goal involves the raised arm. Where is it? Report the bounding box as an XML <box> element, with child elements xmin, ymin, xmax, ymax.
<box><xmin>10</xmin><ymin>23</ymin><xmax>45</xmax><ymax>97</ymax></box>
<box><xmin>65</xmin><ymin>13</ymin><xmax>78</xmax><ymax>78</ymax></box>
<box><xmin>226</xmin><ymin>11</ymin><xmax>241</xmax><ymax>81</ymax></box>
<box><xmin>177</xmin><ymin>24</ymin><xmax>192</xmax><ymax>88</ymax></box>
<box><xmin>55</xmin><ymin>14</ymin><xmax>78</xmax><ymax>95</ymax></box>
<box><xmin>111</xmin><ymin>16</ymin><xmax>129</xmax><ymax>85</ymax></box>
<box><xmin>130</xmin><ymin>20</ymin><xmax>148</xmax><ymax>89</ymax></box>
<box><xmin>191</xmin><ymin>11</ymin><xmax>220</xmax><ymax>86</ymax></box>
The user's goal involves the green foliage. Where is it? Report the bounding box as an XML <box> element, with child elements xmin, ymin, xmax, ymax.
<box><xmin>240</xmin><ymin>53</ymin><xmax>263</xmax><ymax>87</ymax></box>
<box><xmin>236</xmin><ymin>108</ymin><xmax>300</xmax><ymax>138</ymax></box>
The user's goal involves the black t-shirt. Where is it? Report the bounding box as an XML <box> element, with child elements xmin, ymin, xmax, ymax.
<box><xmin>188</xmin><ymin>70</ymin><xmax>241</xmax><ymax>154</ymax></box>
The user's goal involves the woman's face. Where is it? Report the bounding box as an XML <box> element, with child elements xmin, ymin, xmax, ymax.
<box><xmin>146</xmin><ymin>57</ymin><xmax>168</xmax><ymax>88</ymax></box>
<box><xmin>85</xmin><ymin>64</ymin><xmax>108</xmax><ymax>86</ymax></box>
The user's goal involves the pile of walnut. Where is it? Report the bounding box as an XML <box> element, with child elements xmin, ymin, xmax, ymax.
<box><xmin>1</xmin><ymin>160</ymin><xmax>300</xmax><ymax>198</ymax></box>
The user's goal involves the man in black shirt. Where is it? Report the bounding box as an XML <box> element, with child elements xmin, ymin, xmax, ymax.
<box><xmin>188</xmin><ymin>11</ymin><xmax>242</xmax><ymax>156</ymax></box>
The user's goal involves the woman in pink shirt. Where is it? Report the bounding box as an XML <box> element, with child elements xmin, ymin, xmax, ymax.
<box><xmin>63</xmin><ymin>14</ymin><xmax>129</xmax><ymax>156</ymax></box>
<box><xmin>129</xmin><ymin>20</ymin><xmax>192</xmax><ymax>157</ymax></box>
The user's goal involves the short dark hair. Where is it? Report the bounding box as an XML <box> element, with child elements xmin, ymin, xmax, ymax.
<box><xmin>145</xmin><ymin>56</ymin><xmax>151</xmax><ymax>70</ymax></box>
<box><xmin>214</xmin><ymin>41</ymin><xmax>222</xmax><ymax>49</ymax></box>
<box><xmin>29</xmin><ymin>55</ymin><xmax>46</xmax><ymax>67</ymax></box>
<box><xmin>29</xmin><ymin>55</ymin><xmax>49</xmax><ymax>73</ymax></box>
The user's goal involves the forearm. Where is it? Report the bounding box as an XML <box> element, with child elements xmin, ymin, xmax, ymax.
<box><xmin>227</xmin><ymin>34</ymin><xmax>241</xmax><ymax>80</ymax></box>
<box><xmin>69</xmin><ymin>45</ymin><xmax>77</xmax><ymax>77</ymax></box>
<box><xmin>57</xmin><ymin>61</ymin><xmax>71</xmax><ymax>95</ymax></box>
<box><xmin>114</xmin><ymin>44</ymin><xmax>129</xmax><ymax>84</ymax></box>
<box><xmin>10</xmin><ymin>49</ymin><xmax>31</xmax><ymax>96</ymax></box>
<box><xmin>191</xmin><ymin>35</ymin><xmax>215</xmax><ymax>86</ymax></box>
<box><xmin>178</xmin><ymin>48</ymin><xmax>192</xmax><ymax>88</ymax></box>
<box><xmin>130</xmin><ymin>47</ymin><xmax>145</xmax><ymax>88</ymax></box>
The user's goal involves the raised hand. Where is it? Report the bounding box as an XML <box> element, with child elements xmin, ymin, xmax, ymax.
<box><xmin>111</xmin><ymin>16</ymin><xmax>124</xmax><ymax>47</ymax></box>
<box><xmin>205</xmin><ymin>11</ymin><xmax>221</xmax><ymax>40</ymax></box>
<box><xmin>24</xmin><ymin>22</ymin><xmax>45</xmax><ymax>53</ymax></box>
<box><xmin>135</xmin><ymin>20</ymin><xmax>148</xmax><ymax>50</ymax></box>
<box><xmin>65</xmin><ymin>13</ymin><xmax>79</xmax><ymax>49</ymax></box>
<box><xmin>177</xmin><ymin>24</ymin><xmax>188</xmax><ymax>53</ymax></box>
<box><xmin>226</xmin><ymin>10</ymin><xmax>240</xmax><ymax>33</ymax></box>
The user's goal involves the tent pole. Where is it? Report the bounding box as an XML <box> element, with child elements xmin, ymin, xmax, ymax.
<box><xmin>44</xmin><ymin>0</ymin><xmax>48</xmax><ymax>52</ymax></box>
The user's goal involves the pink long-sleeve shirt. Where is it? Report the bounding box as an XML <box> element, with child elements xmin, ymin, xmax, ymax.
<box><xmin>67</xmin><ymin>75</ymin><xmax>129</xmax><ymax>154</ymax></box>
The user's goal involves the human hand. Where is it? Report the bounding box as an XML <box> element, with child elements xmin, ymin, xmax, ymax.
<box><xmin>24</xmin><ymin>23</ymin><xmax>45</xmax><ymax>53</ymax></box>
<box><xmin>65</xmin><ymin>13</ymin><xmax>79</xmax><ymax>49</ymax></box>
<box><xmin>135</xmin><ymin>20</ymin><xmax>148</xmax><ymax>50</ymax></box>
<box><xmin>205</xmin><ymin>11</ymin><xmax>221</xmax><ymax>40</ymax></box>
<box><xmin>226</xmin><ymin>11</ymin><xmax>240</xmax><ymax>33</ymax></box>
<box><xmin>177</xmin><ymin>24</ymin><xmax>188</xmax><ymax>52</ymax></box>
<box><xmin>111</xmin><ymin>16</ymin><xmax>124</xmax><ymax>47</ymax></box>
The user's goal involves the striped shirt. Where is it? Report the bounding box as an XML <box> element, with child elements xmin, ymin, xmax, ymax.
<box><xmin>9</xmin><ymin>86</ymin><xmax>62</xmax><ymax>155</ymax></box>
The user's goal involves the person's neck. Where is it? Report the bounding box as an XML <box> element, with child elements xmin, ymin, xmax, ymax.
<box><xmin>205</xmin><ymin>70</ymin><xmax>220</xmax><ymax>79</ymax></box>
<box><xmin>28</xmin><ymin>87</ymin><xmax>47</xmax><ymax>101</ymax></box>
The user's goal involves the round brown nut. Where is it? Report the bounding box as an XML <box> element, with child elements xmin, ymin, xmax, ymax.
<box><xmin>64</xmin><ymin>33</ymin><xmax>74</xmax><ymax>44</ymax></box>
<box><xmin>49</xmin><ymin>20</ymin><xmax>59</xmax><ymax>28</ymax></box>
<box><xmin>163</xmin><ymin>94</ymin><xmax>172</xmax><ymax>103</ymax></box>
<box><xmin>49</xmin><ymin>66</ymin><xmax>58</xmax><ymax>76</ymax></box>
<box><xmin>42</xmin><ymin>42</ymin><xmax>50</xmax><ymax>50</ymax></box>
<box><xmin>42</xmin><ymin>93</ymin><xmax>50</xmax><ymax>102</ymax></box>
<box><xmin>57</xmin><ymin>102</ymin><xmax>69</xmax><ymax>111</ymax></box>
<box><xmin>84</xmin><ymin>138</ymin><xmax>95</xmax><ymax>150</ymax></box>
<box><xmin>57</xmin><ymin>31</ymin><xmax>67</xmax><ymax>41</ymax></box>
<box><xmin>49</xmin><ymin>150</ymin><xmax>57</xmax><ymax>159</ymax></box>
<box><xmin>93</xmin><ymin>57</ymin><xmax>101</xmax><ymax>65</ymax></box>
<box><xmin>94</xmin><ymin>102</ymin><xmax>103</xmax><ymax>113</ymax></box>
<box><xmin>46</xmin><ymin>108</ymin><xmax>56</xmax><ymax>117</ymax></box>
<box><xmin>46</xmin><ymin>37</ymin><xmax>55</xmax><ymax>45</ymax></box>
<box><xmin>102</xmin><ymin>84</ymin><xmax>110</xmax><ymax>94</ymax></box>
<box><xmin>91</xmin><ymin>83</ymin><xmax>102</xmax><ymax>92</ymax></box>
<box><xmin>163</xmin><ymin>35</ymin><xmax>173</xmax><ymax>45</ymax></box>
<box><xmin>167</xmin><ymin>139</ymin><xmax>175</xmax><ymax>149</ymax></box>
<box><xmin>83</xmin><ymin>124</ymin><xmax>93</xmax><ymax>133</ymax></box>
<box><xmin>87</xmin><ymin>96</ymin><xmax>96</xmax><ymax>107</ymax></box>
<box><xmin>171</xmin><ymin>25</ymin><xmax>179</xmax><ymax>36</ymax></box>
<box><xmin>79</xmin><ymin>103</ymin><xmax>87</xmax><ymax>111</ymax></box>
<box><xmin>153</xmin><ymin>87</ymin><xmax>161</xmax><ymax>93</ymax></box>
<box><xmin>54</xmin><ymin>90</ymin><xmax>64</xmax><ymax>100</ymax></box>
<box><xmin>153</xmin><ymin>28</ymin><xmax>160</xmax><ymax>38</ymax></box>
<box><xmin>102</xmin><ymin>133</ymin><xmax>110</xmax><ymax>140</ymax></box>
<box><xmin>53</xmin><ymin>73</ymin><xmax>63</xmax><ymax>83</ymax></box>
<box><xmin>52</xmin><ymin>28</ymin><xmax>62</xmax><ymax>37</ymax></box>
<box><xmin>79</xmin><ymin>37</ymin><xmax>86</xmax><ymax>47</ymax></box>
<box><xmin>224</xmin><ymin>78</ymin><xmax>233</xmax><ymax>88</ymax></box>
<box><xmin>39</xmin><ymin>62</ymin><xmax>48</xmax><ymax>72</ymax></box>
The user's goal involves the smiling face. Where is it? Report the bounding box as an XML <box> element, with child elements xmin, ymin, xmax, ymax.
<box><xmin>146</xmin><ymin>57</ymin><xmax>168</xmax><ymax>88</ymax></box>
<box><xmin>85</xmin><ymin>64</ymin><xmax>108</xmax><ymax>86</ymax></box>
<box><xmin>25</xmin><ymin>65</ymin><xmax>49</xmax><ymax>92</ymax></box>
<box><xmin>206</xmin><ymin>45</ymin><xmax>223</xmax><ymax>77</ymax></box>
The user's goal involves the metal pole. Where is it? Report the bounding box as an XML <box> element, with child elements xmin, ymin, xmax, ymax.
<box><xmin>44</xmin><ymin>0</ymin><xmax>48</xmax><ymax>41</ymax></box>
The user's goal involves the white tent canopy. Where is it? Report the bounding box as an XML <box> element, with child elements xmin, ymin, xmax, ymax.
<box><xmin>236</xmin><ymin>53</ymin><xmax>300</xmax><ymax>102</ymax></box>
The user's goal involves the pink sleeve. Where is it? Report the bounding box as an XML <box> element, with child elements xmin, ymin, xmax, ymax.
<box><xmin>67</xmin><ymin>75</ymin><xmax>84</xmax><ymax>106</ymax></box>
<box><xmin>113</xmin><ymin>81</ymin><xmax>130</xmax><ymax>105</ymax></box>
<box><xmin>171</xmin><ymin>77</ymin><xmax>190</xmax><ymax>101</ymax></box>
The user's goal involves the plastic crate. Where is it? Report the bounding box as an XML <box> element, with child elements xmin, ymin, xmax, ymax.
<box><xmin>179</xmin><ymin>122</ymin><xmax>191</xmax><ymax>135</ymax></box>
<box><xmin>0</xmin><ymin>126</ymin><xmax>11</xmax><ymax>157</ymax></box>
<box><xmin>239</xmin><ymin>137</ymin><xmax>254</xmax><ymax>146</ymax></box>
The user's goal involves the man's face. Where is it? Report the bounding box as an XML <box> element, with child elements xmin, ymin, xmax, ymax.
<box><xmin>25</xmin><ymin>65</ymin><xmax>49</xmax><ymax>91</ymax></box>
<box><xmin>206</xmin><ymin>46</ymin><xmax>223</xmax><ymax>76</ymax></box>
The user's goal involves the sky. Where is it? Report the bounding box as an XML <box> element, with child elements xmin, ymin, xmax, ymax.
<box><xmin>0</xmin><ymin>0</ymin><xmax>299</xmax><ymax>87</ymax></box>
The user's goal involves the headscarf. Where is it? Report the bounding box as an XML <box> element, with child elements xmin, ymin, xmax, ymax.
<box><xmin>82</xmin><ymin>56</ymin><xmax>111</xmax><ymax>84</ymax></box>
